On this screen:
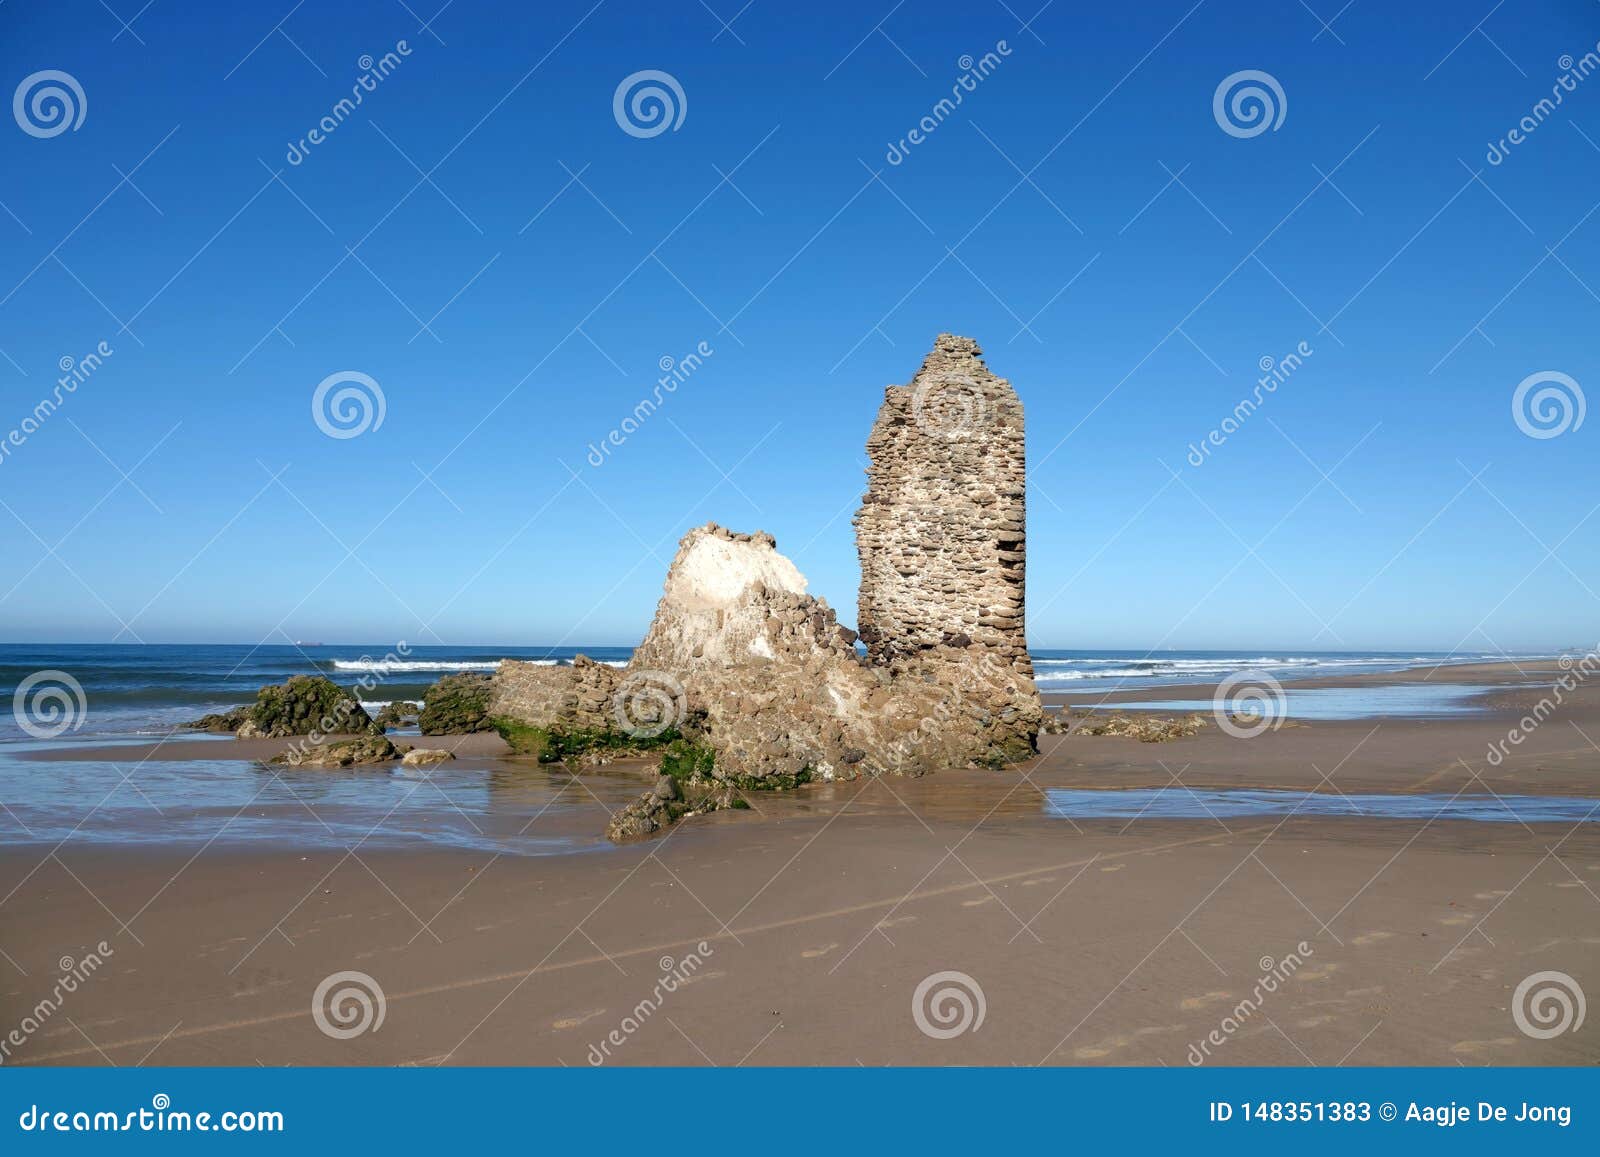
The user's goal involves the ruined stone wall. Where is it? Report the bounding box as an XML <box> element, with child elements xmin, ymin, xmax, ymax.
<box><xmin>489</xmin><ymin>335</ymin><xmax>1041</xmax><ymax>782</ymax></box>
<box><xmin>490</xmin><ymin>655</ymin><xmax>618</xmax><ymax>733</ymax></box>
<box><xmin>854</xmin><ymin>334</ymin><xmax>1039</xmax><ymax>755</ymax></box>
<box><xmin>855</xmin><ymin>333</ymin><xmax>1029</xmax><ymax>665</ymax></box>
<box><xmin>621</xmin><ymin>519</ymin><xmax>1036</xmax><ymax>779</ymax></box>
<box><xmin>489</xmin><ymin>523</ymin><xmax>1005</xmax><ymax>781</ymax></box>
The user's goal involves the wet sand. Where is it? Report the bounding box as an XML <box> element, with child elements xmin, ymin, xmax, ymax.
<box><xmin>3</xmin><ymin>659</ymin><xmax>1598</xmax><ymax>1067</ymax></box>
<box><xmin>14</xmin><ymin>728</ymin><xmax>514</xmax><ymax>765</ymax></box>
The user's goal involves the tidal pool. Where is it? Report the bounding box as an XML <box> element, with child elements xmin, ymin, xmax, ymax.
<box><xmin>1044</xmin><ymin>788</ymin><xmax>1600</xmax><ymax>823</ymax></box>
<box><xmin>1091</xmin><ymin>683</ymin><xmax>1497</xmax><ymax>721</ymax></box>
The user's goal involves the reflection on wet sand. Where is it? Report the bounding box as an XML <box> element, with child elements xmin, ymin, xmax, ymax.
<box><xmin>0</xmin><ymin>751</ymin><xmax>651</xmax><ymax>856</ymax></box>
<box><xmin>1043</xmin><ymin>788</ymin><xmax>1600</xmax><ymax>823</ymax></box>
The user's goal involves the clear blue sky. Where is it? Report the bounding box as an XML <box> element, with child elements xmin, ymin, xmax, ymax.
<box><xmin>1</xmin><ymin>0</ymin><xmax>1597</xmax><ymax>652</ymax></box>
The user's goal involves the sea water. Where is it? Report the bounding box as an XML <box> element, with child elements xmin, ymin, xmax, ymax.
<box><xmin>1095</xmin><ymin>683</ymin><xmax>1499</xmax><ymax>720</ymax></box>
<box><xmin>1044</xmin><ymin>788</ymin><xmax>1600</xmax><ymax>823</ymax></box>
<box><xmin>0</xmin><ymin>644</ymin><xmax>1540</xmax><ymax>740</ymax></box>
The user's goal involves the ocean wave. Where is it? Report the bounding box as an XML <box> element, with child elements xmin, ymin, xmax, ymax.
<box><xmin>1034</xmin><ymin>656</ymin><xmax>1375</xmax><ymax>670</ymax></box>
<box><xmin>1028</xmin><ymin>654</ymin><xmax>1501</xmax><ymax>687</ymax></box>
<box><xmin>1036</xmin><ymin>670</ymin><xmax>1129</xmax><ymax>681</ymax></box>
<box><xmin>1035</xmin><ymin>664</ymin><xmax>1301</xmax><ymax>680</ymax></box>
<box><xmin>328</xmin><ymin>660</ymin><xmax>506</xmax><ymax>672</ymax></box>
<box><xmin>1031</xmin><ymin>655</ymin><xmax>1450</xmax><ymax>677</ymax></box>
<box><xmin>7</xmin><ymin>688</ymin><xmax>250</xmax><ymax>706</ymax></box>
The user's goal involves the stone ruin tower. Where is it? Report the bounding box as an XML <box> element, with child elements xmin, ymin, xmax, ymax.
<box><xmin>854</xmin><ymin>333</ymin><xmax>1040</xmax><ymax>755</ymax></box>
<box><xmin>491</xmin><ymin>331</ymin><xmax>1043</xmax><ymax>800</ymax></box>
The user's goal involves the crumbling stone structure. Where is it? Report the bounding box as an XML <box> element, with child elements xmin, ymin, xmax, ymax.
<box><xmin>489</xmin><ymin>334</ymin><xmax>1041</xmax><ymax>784</ymax></box>
<box><xmin>856</xmin><ymin>334</ymin><xmax>1030</xmax><ymax>661</ymax></box>
<box><xmin>619</xmin><ymin>523</ymin><xmax>1005</xmax><ymax>782</ymax></box>
<box><xmin>854</xmin><ymin>333</ymin><xmax>1039</xmax><ymax>755</ymax></box>
<box><xmin>491</xmin><ymin>655</ymin><xmax>618</xmax><ymax>733</ymax></box>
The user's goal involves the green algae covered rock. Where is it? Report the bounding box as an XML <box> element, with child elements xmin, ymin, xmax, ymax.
<box><xmin>244</xmin><ymin>675</ymin><xmax>378</xmax><ymax>739</ymax></box>
<box><xmin>418</xmin><ymin>673</ymin><xmax>494</xmax><ymax>734</ymax></box>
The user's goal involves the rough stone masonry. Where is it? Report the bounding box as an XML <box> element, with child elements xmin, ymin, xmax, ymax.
<box><xmin>854</xmin><ymin>333</ymin><xmax>1037</xmax><ymax>715</ymax></box>
<box><xmin>491</xmin><ymin>333</ymin><xmax>1042</xmax><ymax>784</ymax></box>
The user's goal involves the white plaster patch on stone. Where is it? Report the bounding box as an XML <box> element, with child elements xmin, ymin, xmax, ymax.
<box><xmin>749</xmin><ymin>634</ymin><xmax>775</xmax><ymax>659</ymax></box>
<box><xmin>671</xmin><ymin>533</ymin><xmax>806</xmax><ymax>608</ymax></box>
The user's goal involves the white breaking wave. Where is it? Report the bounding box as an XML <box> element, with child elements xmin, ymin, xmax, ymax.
<box><xmin>1032</xmin><ymin>656</ymin><xmax>1415</xmax><ymax>670</ymax></box>
<box><xmin>330</xmin><ymin>659</ymin><xmax>507</xmax><ymax>672</ymax></box>
<box><xmin>325</xmin><ymin>652</ymin><xmax>1524</xmax><ymax>681</ymax></box>
<box><xmin>1030</xmin><ymin>653</ymin><xmax>1527</xmax><ymax>687</ymax></box>
<box><xmin>1036</xmin><ymin>670</ymin><xmax>1141</xmax><ymax>681</ymax></box>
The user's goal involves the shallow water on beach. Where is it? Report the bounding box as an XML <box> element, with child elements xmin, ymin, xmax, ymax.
<box><xmin>0</xmin><ymin>751</ymin><xmax>646</xmax><ymax>856</ymax></box>
<box><xmin>1092</xmin><ymin>683</ymin><xmax>1498</xmax><ymax>720</ymax></box>
<box><xmin>1043</xmin><ymin>788</ymin><xmax>1600</xmax><ymax>823</ymax></box>
<box><xmin>0</xmin><ymin>643</ymin><xmax>637</xmax><ymax>741</ymax></box>
<box><xmin>0</xmin><ymin>644</ymin><xmax>1546</xmax><ymax>740</ymax></box>
<box><xmin>1029</xmin><ymin>650</ymin><xmax>1544</xmax><ymax>691</ymax></box>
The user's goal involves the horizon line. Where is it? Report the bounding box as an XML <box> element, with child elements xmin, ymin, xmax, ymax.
<box><xmin>0</xmin><ymin>641</ymin><xmax>1576</xmax><ymax>655</ymax></box>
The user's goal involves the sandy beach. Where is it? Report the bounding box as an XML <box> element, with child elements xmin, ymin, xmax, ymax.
<box><xmin>6</xmin><ymin>13</ymin><xmax>1597</xmax><ymax>1144</ymax></box>
<box><xmin>3</xmin><ymin>657</ymin><xmax>1597</xmax><ymax>1067</ymax></box>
